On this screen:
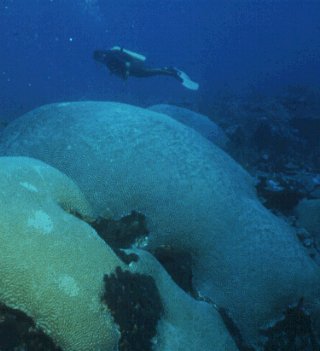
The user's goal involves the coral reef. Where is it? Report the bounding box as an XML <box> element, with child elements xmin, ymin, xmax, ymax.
<box><xmin>206</xmin><ymin>87</ymin><xmax>320</xmax><ymax>172</ymax></box>
<box><xmin>0</xmin><ymin>101</ymin><xmax>319</xmax><ymax>349</ymax></box>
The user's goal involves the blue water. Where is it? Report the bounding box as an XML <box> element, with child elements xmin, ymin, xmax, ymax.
<box><xmin>1</xmin><ymin>0</ymin><xmax>320</xmax><ymax>120</ymax></box>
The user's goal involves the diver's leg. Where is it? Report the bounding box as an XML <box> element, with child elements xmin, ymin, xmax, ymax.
<box><xmin>130</xmin><ymin>67</ymin><xmax>177</xmax><ymax>78</ymax></box>
<box><xmin>133</xmin><ymin>67</ymin><xmax>199</xmax><ymax>90</ymax></box>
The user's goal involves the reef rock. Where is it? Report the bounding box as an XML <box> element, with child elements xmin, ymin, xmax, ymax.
<box><xmin>0</xmin><ymin>101</ymin><xmax>319</xmax><ymax>348</ymax></box>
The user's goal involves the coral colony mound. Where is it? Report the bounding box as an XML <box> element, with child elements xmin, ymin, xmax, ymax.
<box><xmin>0</xmin><ymin>101</ymin><xmax>319</xmax><ymax>350</ymax></box>
<box><xmin>0</xmin><ymin>156</ymin><xmax>236</xmax><ymax>351</ymax></box>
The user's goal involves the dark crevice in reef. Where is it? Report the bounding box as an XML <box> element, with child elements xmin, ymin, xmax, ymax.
<box><xmin>102</xmin><ymin>266</ymin><xmax>163</xmax><ymax>351</ymax></box>
<box><xmin>114</xmin><ymin>248</ymin><xmax>140</xmax><ymax>265</ymax></box>
<box><xmin>73</xmin><ymin>209</ymin><xmax>149</xmax><ymax>249</ymax></box>
<box><xmin>151</xmin><ymin>245</ymin><xmax>196</xmax><ymax>297</ymax></box>
<box><xmin>217</xmin><ymin>307</ymin><xmax>255</xmax><ymax>351</ymax></box>
<box><xmin>0</xmin><ymin>303</ymin><xmax>62</xmax><ymax>351</ymax></box>
<box><xmin>193</xmin><ymin>293</ymin><xmax>255</xmax><ymax>351</ymax></box>
<box><xmin>90</xmin><ymin>210</ymin><xmax>149</xmax><ymax>249</ymax></box>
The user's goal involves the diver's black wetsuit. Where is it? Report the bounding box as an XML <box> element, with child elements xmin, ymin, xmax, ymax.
<box><xmin>93</xmin><ymin>48</ymin><xmax>181</xmax><ymax>82</ymax></box>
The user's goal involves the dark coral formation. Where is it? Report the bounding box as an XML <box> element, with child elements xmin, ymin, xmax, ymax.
<box><xmin>0</xmin><ymin>303</ymin><xmax>62</xmax><ymax>351</ymax></box>
<box><xmin>204</xmin><ymin>299</ymin><xmax>320</xmax><ymax>351</ymax></box>
<box><xmin>256</xmin><ymin>175</ymin><xmax>306</xmax><ymax>214</ymax></box>
<box><xmin>114</xmin><ymin>249</ymin><xmax>140</xmax><ymax>265</ymax></box>
<box><xmin>89</xmin><ymin>210</ymin><xmax>149</xmax><ymax>249</ymax></box>
<box><xmin>260</xmin><ymin>298</ymin><xmax>320</xmax><ymax>351</ymax></box>
<box><xmin>212</xmin><ymin>300</ymin><xmax>320</xmax><ymax>351</ymax></box>
<box><xmin>102</xmin><ymin>267</ymin><xmax>163</xmax><ymax>351</ymax></box>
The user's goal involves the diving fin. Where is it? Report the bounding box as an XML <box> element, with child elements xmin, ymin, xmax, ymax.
<box><xmin>176</xmin><ymin>69</ymin><xmax>199</xmax><ymax>90</ymax></box>
<box><xmin>111</xmin><ymin>46</ymin><xmax>146</xmax><ymax>62</ymax></box>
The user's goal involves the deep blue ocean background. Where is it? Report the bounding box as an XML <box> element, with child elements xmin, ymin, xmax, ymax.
<box><xmin>1</xmin><ymin>0</ymin><xmax>320</xmax><ymax>121</ymax></box>
<box><xmin>1</xmin><ymin>2</ymin><xmax>320</xmax><ymax>350</ymax></box>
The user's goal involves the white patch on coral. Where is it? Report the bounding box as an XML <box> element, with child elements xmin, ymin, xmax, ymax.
<box><xmin>57</xmin><ymin>275</ymin><xmax>80</xmax><ymax>297</ymax></box>
<box><xmin>27</xmin><ymin>210</ymin><xmax>53</xmax><ymax>234</ymax></box>
<box><xmin>33</xmin><ymin>165</ymin><xmax>47</xmax><ymax>181</ymax></box>
<box><xmin>20</xmin><ymin>181</ymin><xmax>38</xmax><ymax>192</ymax></box>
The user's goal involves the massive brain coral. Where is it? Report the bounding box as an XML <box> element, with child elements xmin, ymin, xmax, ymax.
<box><xmin>0</xmin><ymin>156</ymin><xmax>122</xmax><ymax>351</ymax></box>
<box><xmin>0</xmin><ymin>102</ymin><xmax>320</xmax><ymax>348</ymax></box>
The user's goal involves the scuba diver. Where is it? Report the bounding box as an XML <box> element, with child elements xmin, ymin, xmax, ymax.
<box><xmin>93</xmin><ymin>46</ymin><xmax>199</xmax><ymax>91</ymax></box>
